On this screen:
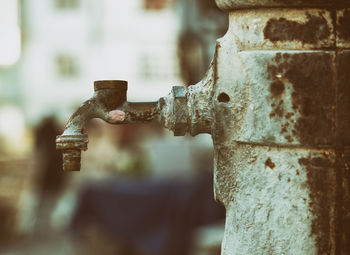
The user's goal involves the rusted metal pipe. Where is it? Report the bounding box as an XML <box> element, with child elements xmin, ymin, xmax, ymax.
<box><xmin>56</xmin><ymin>79</ymin><xmax>198</xmax><ymax>171</ymax></box>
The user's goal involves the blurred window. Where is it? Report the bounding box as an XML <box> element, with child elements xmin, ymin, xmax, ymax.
<box><xmin>55</xmin><ymin>0</ymin><xmax>80</xmax><ymax>10</ymax></box>
<box><xmin>0</xmin><ymin>0</ymin><xmax>21</xmax><ymax>66</ymax></box>
<box><xmin>55</xmin><ymin>55</ymin><xmax>78</xmax><ymax>78</ymax></box>
<box><xmin>139</xmin><ymin>53</ymin><xmax>172</xmax><ymax>79</ymax></box>
<box><xmin>140</xmin><ymin>55</ymin><xmax>152</xmax><ymax>79</ymax></box>
<box><xmin>143</xmin><ymin>0</ymin><xmax>173</xmax><ymax>10</ymax></box>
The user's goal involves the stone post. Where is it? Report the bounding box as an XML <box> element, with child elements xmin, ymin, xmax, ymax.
<box><xmin>211</xmin><ymin>1</ymin><xmax>350</xmax><ymax>254</ymax></box>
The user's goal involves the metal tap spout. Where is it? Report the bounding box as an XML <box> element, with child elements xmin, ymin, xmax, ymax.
<box><xmin>56</xmin><ymin>80</ymin><xmax>160</xmax><ymax>171</ymax></box>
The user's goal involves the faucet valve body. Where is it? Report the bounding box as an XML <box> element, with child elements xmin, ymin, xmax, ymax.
<box><xmin>56</xmin><ymin>80</ymin><xmax>128</xmax><ymax>171</ymax></box>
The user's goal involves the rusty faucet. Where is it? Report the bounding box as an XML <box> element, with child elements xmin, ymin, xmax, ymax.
<box><xmin>56</xmin><ymin>76</ymin><xmax>213</xmax><ymax>171</ymax></box>
<box><xmin>56</xmin><ymin>80</ymin><xmax>159</xmax><ymax>171</ymax></box>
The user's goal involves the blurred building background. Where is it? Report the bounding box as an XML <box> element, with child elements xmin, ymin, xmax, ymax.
<box><xmin>0</xmin><ymin>0</ymin><xmax>227</xmax><ymax>254</ymax></box>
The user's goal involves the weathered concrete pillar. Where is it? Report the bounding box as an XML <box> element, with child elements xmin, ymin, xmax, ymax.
<box><xmin>211</xmin><ymin>1</ymin><xmax>350</xmax><ymax>254</ymax></box>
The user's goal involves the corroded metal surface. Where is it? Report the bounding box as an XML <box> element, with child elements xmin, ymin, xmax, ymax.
<box><xmin>125</xmin><ymin>102</ymin><xmax>159</xmax><ymax>123</ymax></box>
<box><xmin>214</xmin><ymin>144</ymin><xmax>337</xmax><ymax>255</ymax></box>
<box><xmin>221</xmin><ymin>50</ymin><xmax>336</xmax><ymax>145</ymax></box>
<box><xmin>94</xmin><ymin>80</ymin><xmax>128</xmax><ymax>92</ymax></box>
<box><xmin>337</xmin><ymin>9</ymin><xmax>350</xmax><ymax>48</ymax></box>
<box><xmin>215</xmin><ymin>0</ymin><xmax>350</xmax><ymax>11</ymax></box>
<box><xmin>172</xmin><ymin>86</ymin><xmax>188</xmax><ymax>136</ymax></box>
<box><xmin>62</xmin><ymin>149</ymin><xmax>82</xmax><ymax>172</ymax></box>
<box><xmin>150</xmin><ymin>10</ymin><xmax>350</xmax><ymax>250</ymax></box>
<box><xmin>56</xmin><ymin>80</ymin><xmax>163</xmax><ymax>171</ymax></box>
<box><xmin>56</xmin><ymin>79</ymin><xmax>191</xmax><ymax>171</ymax></box>
<box><xmin>207</xmin><ymin>6</ymin><xmax>350</xmax><ymax>255</ymax></box>
<box><xmin>56</xmin><ymin>134</ymin><xmax>88</xmax><ymax>150</ymax></box>
<box><xmin>337</xmin><ymin>50</ymin><xmax>350</xmax><ymax>146</ymax></box>
<box><xmin>227</xmin><ymin>9</ymin><xmax>335</xmax><ymax>50</ymax></box>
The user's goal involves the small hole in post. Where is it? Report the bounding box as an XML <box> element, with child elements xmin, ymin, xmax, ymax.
<box><xmin>218</xmin><ymin>93</ymin><xmax>230</xmax><ymax>103</ymax></box>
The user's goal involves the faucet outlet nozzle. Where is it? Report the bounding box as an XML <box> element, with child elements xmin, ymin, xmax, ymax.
<box><xmin>56</xmin><ymin>134</ymin><xmax>88</xmax><ymax>171</ymax></box>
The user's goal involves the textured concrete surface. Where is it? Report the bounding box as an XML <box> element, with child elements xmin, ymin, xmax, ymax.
<box><xmin>214</xmin><ymin>144</ymin><xmax>340</xmax><ymax>255</ymax></box>
<box><xmin>215</xmin><ymin>0</ymin><xmax>350</xmax><ymax>11</ymax></box>
<box><xmin>157</xmin><ymin>6</ymin><xmax>350</xmax><ymax>254</ymax></box>
<box><xmin>207</xmin><ymin>7</ymin><xmax>350</xmax><ymax>255</ymax></box>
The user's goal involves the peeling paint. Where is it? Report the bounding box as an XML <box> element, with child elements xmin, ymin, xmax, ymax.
<box><xmin>299</xmin><ymin>155</ymin><xmax>334</xmax><ymax>255</ymax></box>
<box><xmin>337</xmin><ymin>9</ymin><xmax>350</xmax><ymax>41</ymax></box>
<box><xmin>267</xmin><ymin>52</ymin><xmax>335</xmax><ymax>145</ymax></box>
<box><xmin>270</xmin><ymin>80</ymin><xmax>285</xmax><ymax>97</ymax></box>
<box><xmin>264</xmin><ymin>14</ymin><xmax>331</xmax><ymax>44</ymax></box>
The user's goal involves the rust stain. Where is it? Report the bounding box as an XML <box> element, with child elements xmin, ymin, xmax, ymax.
<box><xmin>102</xmin><ymin>90</ymin><xmax>127</xmax><ymax>110</ymax></box>
<box><xmin>267</xmin><ymin>52</ymin><xmax>335</xmax><ymax>145</ymax></box>
<box><xmin>336</xmin><ymin>51</ymin><xmax>350</xmax><ymax>145</ymax></box>
<box><xmin>127</xmin><ymin>110</ymin><xmax>154</xmax><ymax>122</ymax></box>
<box><xmin>281</xmin><ymin>126</ymin><xmax>287</xmax><ymax>134</ymax></box>
<box><xmin>265</xmin><ymin>157</ymin><xmax>276</xmax><ymax>169</ymax></box>
<box><xmin>296</xmin><ymin>169</ymin><xmax>300</xmax><ymax>175</ymax></box>
<box><xmin>337</xmin><ymin>9</ymin><xmax>350</xmax><ymax>41</ymax></box>
<box><xmin>299</xmin><ymin>155</ymin><xmax>333</xmax><ymax>254</ymax></box>
<box><xmin>269</xmin><ymin>100</ymin><xmax>284</xmax><ymax>119</ymax></box>
<box><xmin>285</xmin><ymin>53</ymin><xmax>335</xmax><ymax>145</ymax></box>
<box><xmin>125</xmin><ymin>102</ymin><xmax>159</xmax><ymax>123</ymax></box>
<box><xmin>339</xmin><ymin>149</ymin><xmax>350</xmax><ymax>254</ymax></box>
<box><xmin>195</xmin><ymin>109</ymin><xmax>200</xmax><ymax>118</ymax></box>
<box><xmin>270</xmin><ymin>80</ymin><xmax>285</xmax><ymax>97</ymax></box>
<box><xmin>285</xmin><ymin>112</ymin><xmax>294</xmax><ymax>119</ymax></box>
<box><xmin>267</xmin><ymin>59</ymin><xmax>286</xmax><ymax>122</ymax></box>
<box><xmin>285</xmin><ymin>135</ymin><xmax>293</xmax><ymax>142</ymax></box>
<box><xmin>281</xmin><ymin>123</ymin><xmax>290</xmax><ymax>134</ymax></box>
<box><xmin>275</xmin><ymin>52</ymin><xmax>282</xmax><ymax>62</ymax></box>
<box><xmin>264</xmin><ymin>13</ymin><xmax>331</xmax><ymax>44</ymax></box>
